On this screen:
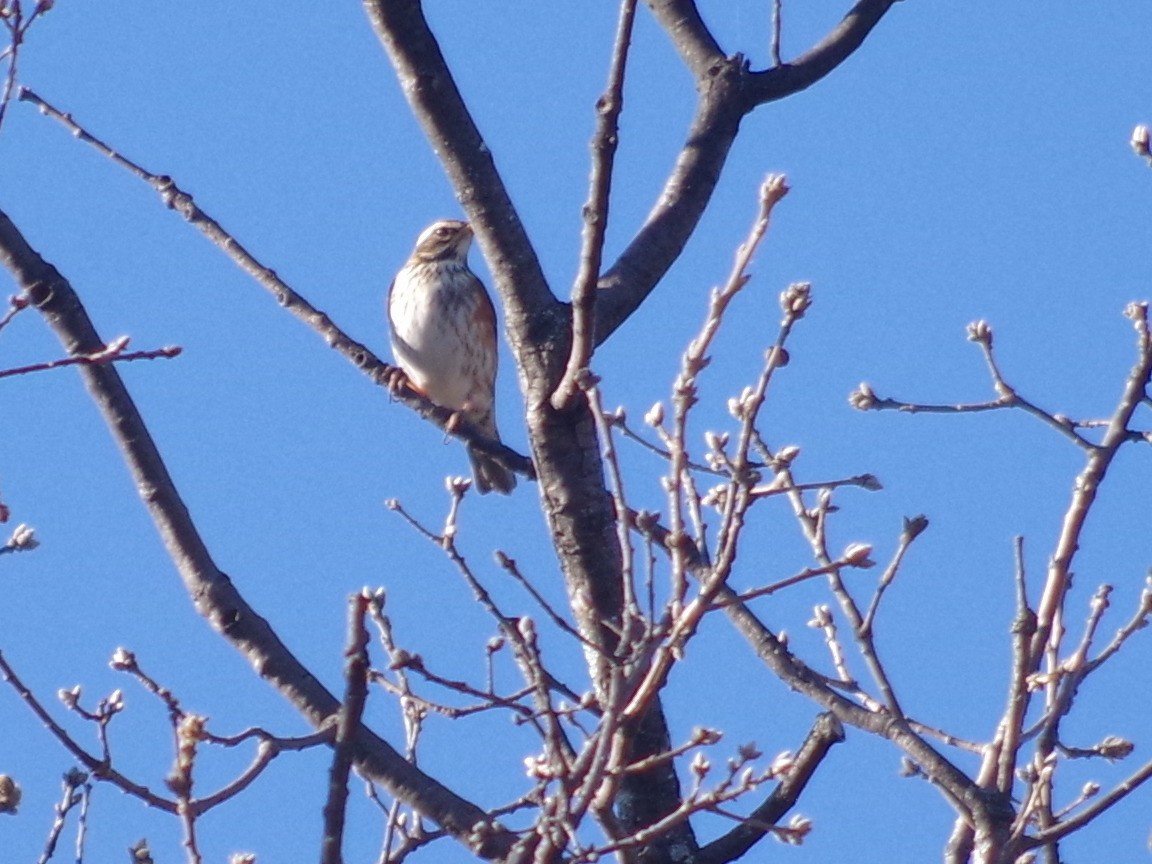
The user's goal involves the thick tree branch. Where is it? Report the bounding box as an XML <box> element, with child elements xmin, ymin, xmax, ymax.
<box><xmin>593</xmin><ymin>58</ymin><xmax>745</xmax><ymax>343</ymax></box>
<box><xmin>594</xmin><ymin>0</ymin><xmax>900</xmax><ymax>343</ymax></box>
<box><xmin>361</xmin><ymin>0</ymin><xmax>559</xmax><ymax>339</ymax></box>
<box><xmin>363</xmin><ymin>0</ymin><xmax>628</xmax><ymax>683</ymax></box>
<box><xmin>642</xmin><ymin>0</ymin><xmax>723</xmax><ymax>77</ymax></box>
<box><xmin>365</xmin><ymin>5</ymin><xmax>900</xmax><ymax>860</ymax></box>
<box><xmin>0</xmin><ymin>208</ymin><xmax>516</xmax><ymax>860</ymax></box>
<box><xmin>363</xmin><ymin>7</ymin><xmax>701</xmax><ymax>861</ymax></box>
<box><xmin>746</xmin><ymin>0</ymin><xmax>902</xmax><ymax>105</ymax></box>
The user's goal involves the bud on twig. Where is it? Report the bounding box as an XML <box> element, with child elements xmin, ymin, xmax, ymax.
<box><xmin>106</xmin><ymin>689</ymin><xmax>125</xmax><ymax>713</ymax></box>
<box><xmin>774</xmin><ymin>445</ymin><xmax>800</xmax><ymax>467</ymax></box>
<box><xmin>645</xmin><ymin>402</ymin><xmax>665</xmax><ymax>427</ymax></box>
<box><xmin>1131</xmin><ymin>124</ymin><xmax>1151</xmax><ymax>159</ymax></box>
<box><xmin>843</xmin><ymin>543</ymin><xmax>875</xmax><ymax>567</ymax></box>
<box><xmin>704</xmin><ymin>430</ymin><xmax>729</xmax><ymax>452</ymax></box>
<box><xmin>446</xmin><ymin>475</ymin><xmax>472</xmax><ymax>495</ymax></box>
<box><xmin>691</xmin><ymin>726</ymin><xmax>722</xmax><ymax>745</ymax></box>
<box><xmin>1095</xmin><ymin>735</ymin><xmax>1134</xmax><ymax>761</ymax></box>
<box><xmin>690</xmin><ymin>751</ymin><xmax>711</xmax><ymax>780</ymax></box>
<box><xmin>770</xmin><ymin>750</ymin><xmax>795</xmax><ymax>775</ymax></box>
<box><xmin>4</xmin><ymin>523</ymin><xmax>38</xmax><ymax>552</ymax></box>
<box><xmin>737</xmin><ymin>742</ymin><xmax>762</xmax><ymax>761</ymax></box>
<box><xmin>848</xmin><ymin>383</ymin><xmax>876</xmax><ymax>411</ymax></box>
<box><xmin>110</xmin><ymin>647</ymin><xmax>137</xmax><ymax>671</ymax></box>
<box><xmin>902</xmin><ymin>515</ymin><xmax>929</xmax><ymax>541</ymax></box>
<box><xmin>966</xmin><ymin>320</ymin><xmax>993</xmax><ymax>346</ymax></box>
<box><xmin>779</xmin><ymin>282</ymin><xmax>812</xmax><ymax>317</ymax></box>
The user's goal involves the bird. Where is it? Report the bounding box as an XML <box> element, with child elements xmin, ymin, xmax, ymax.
<box><xmin>387</xmin><ymin>219</ymin><xmax>517</xmax><ymax>495</ymax></box>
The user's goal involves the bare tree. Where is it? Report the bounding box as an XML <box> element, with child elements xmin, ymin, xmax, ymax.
<box><xmin>2</xmin><ymin>3</ymin><xmax>1151</xmax><ymax>863</ymax></box>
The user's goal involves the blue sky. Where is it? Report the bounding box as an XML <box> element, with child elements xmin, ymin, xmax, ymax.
<box><xmin>3</xmin><ymin>2</ymin><xmax>1152</xmax><ymax>862</ymax></box>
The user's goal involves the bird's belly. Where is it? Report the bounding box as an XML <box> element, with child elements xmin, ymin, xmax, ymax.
<box><xmin>391</xmin><ymin>296</ymin><xmax>480</xmax><ymax>411</ymax></box>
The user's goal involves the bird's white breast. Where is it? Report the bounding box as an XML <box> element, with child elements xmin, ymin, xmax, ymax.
<box><xmin>389</xmin><ymin>261</ymin><xmax>492</xmax><ymax>414</ymax></box>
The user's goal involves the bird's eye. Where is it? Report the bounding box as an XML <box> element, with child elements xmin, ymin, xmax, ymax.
<box><xmin>435</xmin><ymin>227</ymin><xmax>452</xmax><ymax>238</ymax></box>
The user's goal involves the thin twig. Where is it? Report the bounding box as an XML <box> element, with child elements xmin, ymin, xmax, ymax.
<box><xmin>387</xmin><ymin>494</ymin><xmax>582</xmax><ymax>757</ymax></box>
<box><xmin>748</xmin><ymin>473</ymin><xmax>880</xmax><ymax>500</ymax></box>
<box><xmin>709</xmin><ymin>557</ymin><xmax>860</xmax><ymax>608</ymax></box>
<box><xmin>495</xmin><ymin>549</ymin><xmax>606</xmax><ymax>657</ymax></box>
<box><xmin>374</xmin><ymin>660</ymin><xmax>538</xmax><ymax>723</ymax></box>
<box><xmin>365</xmin><ymin>592</ymin><xmax>426</xmax><ymax>759</ymax></box>
<box><xmin>0</xmin><ymin>651</ymin><xmax>177</xmax><ymax>812</ymax></box>
<box><xmin>851</xmin><ymin>324</ymin><xmax>1094</xmax><ymax>451</ymax></box>
<box><xmin>1084</xmin><ymin>577</ymin><xmax>1152</xmax><ymax>673</ymax></box>
<box><xmin>994</xmin><ymin>536</ymin><xmax>1036</xmax><ymax>795</ymax></box>
<box><xmin>770</xmin><ymin>0</ymin><xmax>783</xmax><ymax>66</ymax></box>
<box><xmin>581</xmin><ymin>374</ymin><xmax>639</xmax><ymax>616</ymax></box>
<box><xmin>552</xmin><ymin>0</ymin><xmax>638</xmax><ymax>409</ymax></box>
<box><xmin>665</xmin><ymin>174</ymin><xmax>791</xmax><ymax>616</ymax></box>
<box><xmin>699</xmin><ymin>713</ymin><xmax>844</xmax><ymax>864</ymax></box>
<box><xmin>0</xmin><ymin>0</ymin><xmax>53</xmax><ymax>134</ymax></box>
<box><xmin>321</xmin><ymin>593</ymin><xmax>371</xmax><ymax>864</ymax></box>
<box><xmin>18</xmin><ymin>87</ymin><xmax>533</xmax><ymax>480</ymax></box>
<box><xmin>860</xmin><ymin>514</ymin><xmax>928</xmax><ymax>636</ymax></box>
<box><xmin>0</xmin><ymin>344</ymin><xmax>180</xmax><ymax>380</ymax></box>
<box><xmin>36</xmin><ymin>768</ymin><xmax>88</xmax><ymax>864</ymax></box>
<box><xmin>1026</xmin><ymin>756</ymin><xmax>1152</xmax><ymax>847</ymax></box>
<box><xmin>611</xmin><ymin>410</ymin><xmax>728</xmax><ymax>474</ymax></box>
<box><xmin>0</xmin><ymin>290</ymin><xmax>29</xmax><ymax>333</ymax></box>
<box><xmin>74</xmin><ymin>775</ymin><xmax>92</xmax><ymax>864</ymax></box>
<box><xmin>1029</xmin><ymin>304</ymin><xmax>1152</xmax><ymax>713</ymax></box>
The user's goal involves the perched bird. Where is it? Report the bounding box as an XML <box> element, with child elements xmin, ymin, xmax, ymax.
<box><xmin>387</xmin><ymin>219</ymin><xmax>517</xmax><ymax>495</ymax></box>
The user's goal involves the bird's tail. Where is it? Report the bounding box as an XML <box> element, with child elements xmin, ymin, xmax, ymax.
<box><xmin>467</xmin><ymin>445</ymin><xmax>517</xmax><ymax>495</ymax></box>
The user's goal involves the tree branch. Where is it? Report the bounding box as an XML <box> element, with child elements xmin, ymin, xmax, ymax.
<box><xmin>18</xmin><ymin>86</ymin><xmax>533</xmax><ymax>481</ymax></box>
<box><xmin>698</xmin><ymin>713</ymin><xmax>844</xmax><ymax>864</ymax></box>
<box><xmin>1025</xmin><ymin>756</ymin><xmax>1152</xmax><ymax>848</ymax></box>
<box><xmin>552</xmin><ymin>0</ymin><xmax>638</xmax><ymax>410</ymax></box>
<box><xmin>719</xmin><ymin>591</ymin><xmax>1008</xmax><ymax>829</ymax></box>
<box><xmin>1029</xmin><ymin>303</ymin><xmax>1152</xmax><ymax>668</ymax></box>
<box><xmin>361</xmin><ymin>0</ymin><xmax>559</xmax><ymax>337</ymax></box>
<box><xmin>594</xmin><ymin>0</ymin><xmax>901</xmax><ymax>343</ymax></box>
<box><xmin>321</xmin><ymin>593</ymin><xmax>372</xmax><ymax>864</ymax></box>
<box><xmin>363</xmin><ymin>5</ymin><xmax>901</xmax><ymax>860</ymax></box>
<box><xmin>592</xmin><ymin>57</ymin><xmax>746</xmax><ymax>343</ymax></box>
<box><xmin>0</xmin><ymin>207</ymin><xmax>517</xmax><ymax>860</ymax></box>
<box><xmin>642</xmin><ymin>0</ymin><xmax>723</xmax><ymax>78</ymax></box>
<box><xmin>746</xmin><ymin>0</ymin><xmax>902</xmax><ymax>105</ymax></box>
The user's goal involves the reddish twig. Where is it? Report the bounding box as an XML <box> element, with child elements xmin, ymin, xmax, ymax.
<box><xmin>0</xmin><ymin>342</ymin><xmax>181</xmax><ymax>380</ymax></box>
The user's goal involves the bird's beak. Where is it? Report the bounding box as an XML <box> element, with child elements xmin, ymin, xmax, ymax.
<box><xmin>457</xmin><ymin>222</ymin><xmax>475</xmax><ymax>253</ymax></box>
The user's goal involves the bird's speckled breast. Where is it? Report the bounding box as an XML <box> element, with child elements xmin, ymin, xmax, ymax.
<box><xmin>388</xmin><ymin>261</ymin><xmax>495</xmax><ymax>417</ymax></box>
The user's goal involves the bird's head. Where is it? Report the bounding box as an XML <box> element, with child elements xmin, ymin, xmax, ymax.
<box><xmin>410</xmin><ymin>219</ymin><xmax>473</xmax><ymax>264</ymax></box>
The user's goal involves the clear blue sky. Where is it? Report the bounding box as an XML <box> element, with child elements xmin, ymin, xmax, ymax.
<box><xmin>3</xmin><ymin>2</ymin><xmax>1152</xmax><ymax>861</ymax></box>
